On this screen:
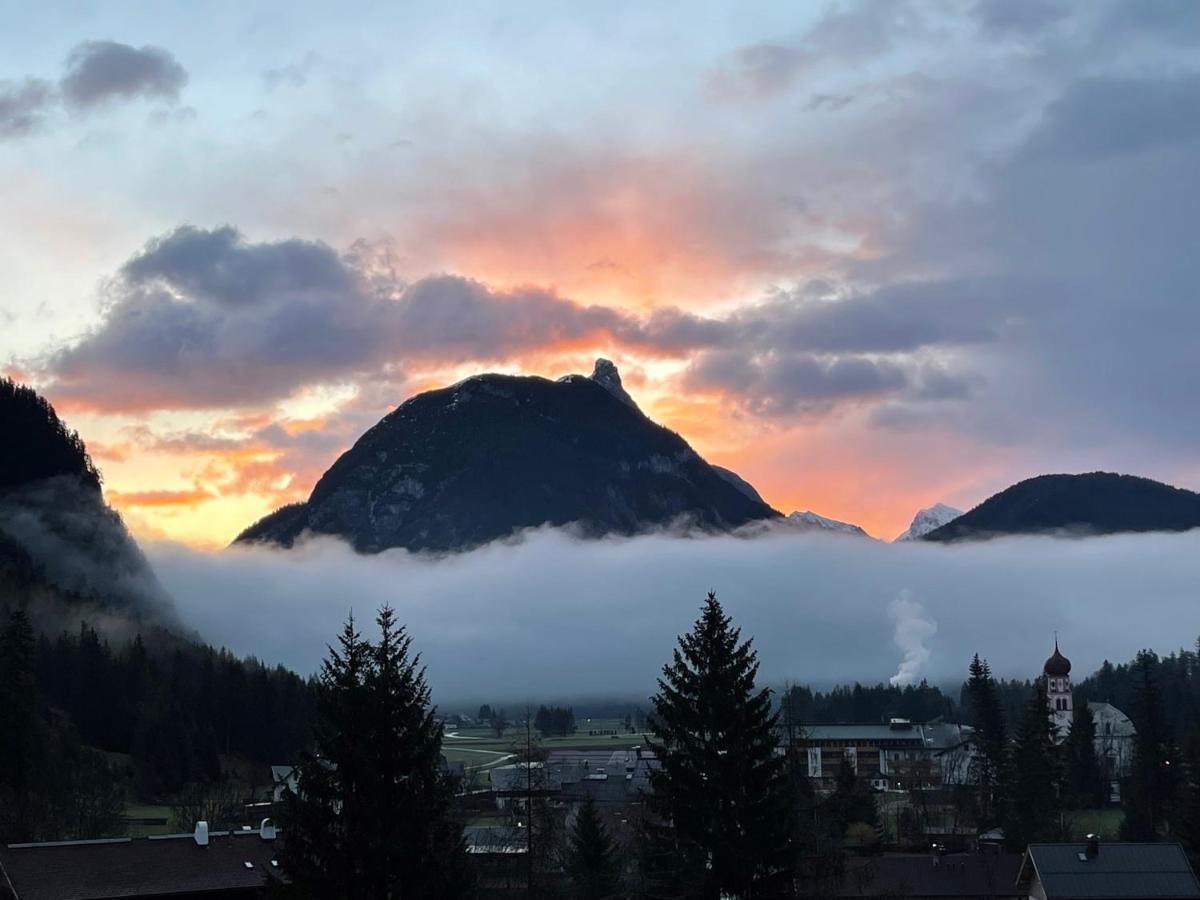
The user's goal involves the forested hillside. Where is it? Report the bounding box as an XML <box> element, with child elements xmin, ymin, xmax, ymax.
<box><xmin>0</xmin><ymin>379</ymin><xmax>316</xmax><ymax>843</ymax></box>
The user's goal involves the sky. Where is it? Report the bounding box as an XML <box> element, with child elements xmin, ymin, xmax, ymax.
<box><xmin>3</xmin><ymin>0</ymin><xmax>1200</xmax><ymax>546</ymax></box>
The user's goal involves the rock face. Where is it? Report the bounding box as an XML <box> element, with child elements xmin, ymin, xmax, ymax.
<box><xmin>236</xmin><ymin>362</ymin><xmax>780</xmax><ymax>553</ymax></box>
<box><xmin>923</xmin><ymin>472</ymin><xmax>1200</xmax><ymax>542</ymax></box>
<box><xmin>783</xmin><ymin>510</ymin><xmax>870</xmax><ymax>538</ymax></box>
<box><xmin>894</xmin><ymin>503</ymin><xmax>963</xmax><ymax>542</ymax></box>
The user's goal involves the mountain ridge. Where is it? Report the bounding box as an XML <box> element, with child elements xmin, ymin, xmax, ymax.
<box><xmin>923</xmin><ymin>472</ymin><xmax>1200</xmax><ymax>542</ymax></box>
<box><xmin>236</xmin><ymin>361</ymin><xmax>781</xmax><ymax>554</ymax></box>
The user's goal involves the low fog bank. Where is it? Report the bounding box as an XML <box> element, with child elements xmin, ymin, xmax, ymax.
<box><xmin>146</xmin><ymin>529</ymin><xmax>1200</xmax><ymax>707</ymax></box>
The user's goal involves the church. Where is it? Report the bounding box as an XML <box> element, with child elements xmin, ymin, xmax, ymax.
<box><xmin>1041</xmin><ymin>638</ymin><xmax>1136</xmax><ymax>801</ymax></box>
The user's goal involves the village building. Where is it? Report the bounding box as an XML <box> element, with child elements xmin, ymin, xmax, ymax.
<box><xmin>791</xmin><ymin>719</ymin><xmax>974</xmax><ymax>792</ymax></box>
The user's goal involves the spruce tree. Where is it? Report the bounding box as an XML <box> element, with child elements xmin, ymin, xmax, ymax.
<box><xmin>568</xmin><ymin>795</ymin><xmax>620</xmax><ymax>900</ymax></box>
<box><xmin>1004</xmin><ymin>680</ymin><xmax>1061</xmax><ymax>850</ymax></box>
<box><xmin>644</xmin><ymin>592</ymin><xmax>789</xmax><ymax>899</ymax></box>
<box><xmin>1064</xmin><ymin>698</ymin><xmax>1104</xmax><ymax>808</ymax></box>
<box><xmin>1121</xmin><ymin>650</ymin><xmax>1176</xmax><ymax>841</ymax></box>
<box><xmin>280</xmin><ymin>608</ymin><xmax>470</xmax><ymax>898</ymax></box>
<box><xmin>966</xmin><ymin>654</ymin><xmax>1007</xmax><ymax>826</ymax></box>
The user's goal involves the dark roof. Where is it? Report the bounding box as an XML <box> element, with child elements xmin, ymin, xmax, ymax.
<box><xmin>1022</xmin><ymin>842</ymin><xmax>1200</xmax><ymax>899</ymax></box>
<box><xmin>0</xmin><ymin>831</ymin><xmax>281</xmax><ymax>900</ymax></box>
<box><xmin>1045</xmin><ymin>641</ymin><xmax>1072</xmax><ymax>677</ymax></box>
<box><xmin>835</xmin><ymin>853</ymin><xmax>1023</xmax><ymax>897</ymax></box>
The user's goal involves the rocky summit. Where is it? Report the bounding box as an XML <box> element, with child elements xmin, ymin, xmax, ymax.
<box><xmin>235</xmin><ymin>360</ymin><xmax>780</xmax><ymax>553</ymax></box>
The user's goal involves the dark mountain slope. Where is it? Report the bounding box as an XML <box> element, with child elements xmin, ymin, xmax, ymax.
<box><xmin>0</xmin><ymin>378</ymin><xmax>177</xmax><ymax>627</ymax></box>
<box><xmin>923</xmin><ymin>472</ymin><xmax>1200</xmax><ymax>542</ymax></box>
<box><xmin>237</xmin><ymin>360</ymin><xmax>780</xmax><ymax>553</ymax></box>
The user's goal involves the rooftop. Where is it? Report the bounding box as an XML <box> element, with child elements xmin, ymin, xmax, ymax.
<box><xmin>0</xmin><ymin>829</ymin><xmax>281</xmax><ymax>900</ymax></box>
<box><xmin>835</xmin><ymin>852</ymin><xmax>1023</xmax><ymax>898</ymax></box>
<box><xmin>1020</xmin><ymin>842</ymin><xmax>1200</xmax><ymax>899</ymax></box>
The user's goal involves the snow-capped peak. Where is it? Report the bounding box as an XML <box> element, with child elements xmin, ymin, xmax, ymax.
<box><xmin>894</xmin><ymin>503</ymin><xmax>963</xmax><ymax>542</ymax></box>
<box><xmin>785</xmin><ymin>510</ymin><xmax>869</xmax><ymax>537</ymax></box>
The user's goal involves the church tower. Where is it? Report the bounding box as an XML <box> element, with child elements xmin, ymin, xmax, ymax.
<box><xmin>1043</xmin><ymin>637</ymin><xmax>1073</xmax><ymax>735</ymax></box>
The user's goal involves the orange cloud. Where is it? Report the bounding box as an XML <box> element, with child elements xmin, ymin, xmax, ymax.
<box><xmin>106</xmin><ymin>487</ymin><xmax>213</xmax><ymax>508</ymax></box>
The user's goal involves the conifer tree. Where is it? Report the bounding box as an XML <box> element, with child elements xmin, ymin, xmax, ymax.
<box><xmin>1064</xmin><ymin>698</ymin><xmax>1104</xmax><ymax>808</ymax></box>
<box><xmin>280</xmin><ymin>608</ymin><xmax>470</xmax><ymax>898</ymax></box>
<box><xmin>1004</xmin><ymin>680</ymin><xmax>1061</xmax><ymax>850</ymax></box>
<box><xmin>644</xmin><ymin>592</ymin><xmax>789</xmax><ymax>899</ymax></box>
<box><xmin>1121</xmin><ymin>650</ymin><xmax>1176</xmax><ymax>841</ymax></box>
<box><xmin>568</xmin><ymin>796</ymin><xmax>620</xmax><ymax>900</ymax></box>
<box><xmin>966</xmin><ymin>654</ymin><xmax>1007</xmax><ymax>826</ymax></box>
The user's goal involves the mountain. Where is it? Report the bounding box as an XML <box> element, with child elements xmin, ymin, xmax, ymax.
<box><xmin>894</xmin><ymin>503</ymin><xmax>963</xmax><ymax>542</ymax></box>
<box><xmin>923</xmin><ymin>472</ymin><xmax>1200</xmax><ymax>542</ymax></box>
<box><xmin>236</xmin><ymin>360</ymin><xmax>781</xmax><ymax>553</ymax></box>
<box><xmin>0</xmin><ymin>378</ymin><xmax>177</xmax><ymax>629</ymax></box>
<box><xmin>783</xmin><ymin>510</ymin><xmax>870</xmax><ymax>537</ymax></box>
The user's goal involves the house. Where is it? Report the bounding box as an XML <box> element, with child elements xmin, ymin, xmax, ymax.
<box><xmin>0</xmin><ymin>821</ymin><xmax>282</xmax><ymax>900</ymax></box>
<box><xmin>269</xmin><ymin>765</ymin><xmax>298</xmax><ymax>803</ymax></box>
<box><xmin>1090</xmin><ymin>701</ymin><xmax>1135</xmax><ymax>797</ymax></box>
<box><xmin>1017</xmin><ymin>839</ymin><xmax>1200</xmax><ymax>900</ymax></box>
<box><xmin>827</xmin><ymin>851</ymin><xmax>1024</xmax><ymax>898</ymax></box>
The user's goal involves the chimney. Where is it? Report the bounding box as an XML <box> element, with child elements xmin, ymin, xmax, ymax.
<box><xmin>1085</xmin><ymin>834</ymin><xmax>1099</xmax><ymax>860</ymax></box>
<box><xmin>194</xmin><ymin>820</ymin><xmax>209</xmax><ymax>847</ymax></box>
<box><xmin>260</xmin><ymin>818</ymin><xmax>277</xmax><ymax>841</ymax></box>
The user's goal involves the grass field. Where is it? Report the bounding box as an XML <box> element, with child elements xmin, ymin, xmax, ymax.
<box><xmin>442</xmin><ymin>718</ymin><xmax>650</xmax><ymax>788</ymax></box>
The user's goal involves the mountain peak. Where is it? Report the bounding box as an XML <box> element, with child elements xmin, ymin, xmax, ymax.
<box><xmin>589</xmin><ymin>358</ymin><xmax>636</xmax><ymax>409</ymax></box>
<box><xmin>895</xmin><ymin>502</ymin><xmax>963</xmax><ymax>542</ymax></box>
<box><xmin>785</xmin><ymin>509</ymin><xmax>870</xmax><ymax>538</ymax></box>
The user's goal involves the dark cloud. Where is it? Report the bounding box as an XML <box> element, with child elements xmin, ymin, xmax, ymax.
<box><xmin>1095</xmin><ymin>0</ymin><xmax>1200</xmax><ymax>47</ymax></box>
<box><xmin>685</xmin><ymin>349</ymin><xmax>910</xmax><ymax>416</ymax></box>
<box><xmin>37</xmin><ymin>221</ymin><xmax>1016</xmax><ymax>416</ymax></box>
<box><xmin>0</xmin><ymin>79</ymin><xmax>55</xmax><ymax>138</ymax></box>
<box><xmin>708</xmin><ymin>0</ymin><xmax>917</xmax><ymax>100</ymax></box>
<box><xmin>707</xmin><ymin>42</ymin><xmax>809</xmax><ymax>100</ymax></box>
<box><xmin>40</xmin><ymin>226</ymin><xmax>642</xmax><ymax>411</ymax></box>
<box><xmin>972</xmin><ymin>0</ymin><xmax>1067</xmax><ymax>37</ymax></box>
<box><xmin>59</xmin><ymin>40</ymin><xmax>187</xmax><ymax>110</ymax></box>
<box><xmin>1017</xmin><ymin>75</ymin><xmax>1200</xmax><ymax>162</ymax></box>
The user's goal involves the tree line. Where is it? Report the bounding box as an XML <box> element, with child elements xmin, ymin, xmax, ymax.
<box><xmin>534</xmin><ymin>705</ymin><xmax>577</xmax><ymax>737</ymax></box>
<box><xmin>0</xmin><ymin>606</ymin><xmax>315</xmax><ymax>842</ymax></box>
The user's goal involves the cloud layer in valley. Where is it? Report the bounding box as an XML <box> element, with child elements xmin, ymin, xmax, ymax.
<box><xmin>148</xmin><ymin>528</ymin><xmax>1200</xmax><ymax>707</ymax></box>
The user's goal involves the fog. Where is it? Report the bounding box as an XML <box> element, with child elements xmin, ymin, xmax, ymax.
<box><xmin>146</xmin><ymin>528</ymin><xmax>1200</xmax><ymax>708</ymax></box>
